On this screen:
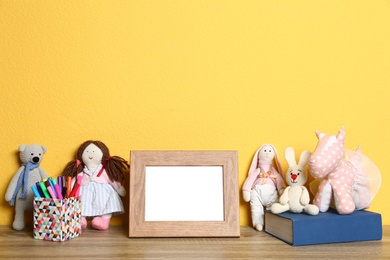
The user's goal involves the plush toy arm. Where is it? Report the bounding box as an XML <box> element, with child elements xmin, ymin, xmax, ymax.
<box><xmin>38</xmin><ymin>168</ymin><xmax>48</xmax><ymax>180</ymax></box>
<box><xmin>242</xmin><ymin>168</ymin><xmax>260</xmax><ymax>192</ymax></box>
<box><xmin>116</xmin><ymin>186</ymin><xmax>126</xmax><ymax>197</ymax></box>
<box><xmin>5</xmin><ymin>167</ymin><xmax>24</xmax><ymax>202</ymax></box>
<box><xmin>242</xmin><ymin>190</ymin><xmax>251</xmax><ymax>202</ymax></box>
<box><xmin>279</xmin><ymin>186</ymin><xmax>290</xmax><ymax>205</ymax></box>
<box><xmin>274</xmin><ymin>169</ymin><xmax>286</xmax><ymax>193</ymax></box>
<box><xmin>300</xmin><ymin>186</ymin><xmax>310</xmax><ymax>205</ymax></box>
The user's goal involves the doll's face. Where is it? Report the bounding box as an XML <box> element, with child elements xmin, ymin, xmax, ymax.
<box><xmin>259</xmin><ymin>145</ymin><xmax>275</xmax><ymax>163</ymax></box>
<box><xmin>82</xmin><ymin>143</ymin><xmax>103</xmax><ymax>169</ymax></box>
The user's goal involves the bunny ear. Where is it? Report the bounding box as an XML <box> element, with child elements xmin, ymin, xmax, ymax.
<box><xmin>298</xmin><ymin>150</ymin><xmax>311</xmax><ymax>167</ymax></box>
<box><xmin>270</xmin><ymin>144</ymin><xmax>283</xmax><ymax>176</ymax></box>
<box><xmin>248</xmin><ymin>146</ymin><xmax>262</xmax><ymax>175</ymax></box>
<box><xmin>284</xmin><ymin>147</ymin><xmax>296</xmax><ymax>167</ymax></box>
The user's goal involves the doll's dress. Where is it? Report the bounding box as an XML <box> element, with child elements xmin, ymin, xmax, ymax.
<box><xmin>80</xmin><ymin>164</ymin><xmax>124</xmax><ymax>217</ymax></box>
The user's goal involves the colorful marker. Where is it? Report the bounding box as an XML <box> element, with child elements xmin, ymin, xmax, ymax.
<box><xmin>66</xmin><ymin>176</ymin><xmax>72</xmax><ymax>198</ymax></box>
<box><xmin>75</xmin><ymin>175</ymin><xmax>82</xmax><ymax>197</ymax></box>
<box><xmin>31</xmin><ymin>185</ymin><xmax>41</xmax><ymax>198</ymax></box>
<box><xmin>54</xmin><ymin>183</ymin><xmax>63</xmax><ymax>200</ymax></box>
<box><xmin>35</xmin><ymin>182</ymin><xmax>44</xmax><ymax>197</ymax></box>
<box><xmin>69</xmin><ymin>176</ymin><xmax>82</xmax><ymax>198</ymax></box>
<box><xmin>57</xmin><ymin>176</ymin><xmax>63</xmax><ymax>191</ymax></box>
<box><xmin>47</xmin><ymin>186</ymin><xmax>57</xmax><ymax>199</ymax></box>
<box><xmin>39</xmin><ymin>181</ymin><xmax>50</xmax><ymax>198</ymax></box>
<box><xmin>48</xmin><ymin>177</ymin><xmax>56</xmax><ymax>193</ymax></box>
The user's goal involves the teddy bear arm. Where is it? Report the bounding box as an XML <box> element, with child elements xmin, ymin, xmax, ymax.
<box><xmin>5</xmin><ymin>167</ymin><xmax>24</xmax><ymax>202</ymax></box>
<box><xmin>38</xmin><ymin>168</ymin><xmax>48</xmax><ymax>180</ymax></box>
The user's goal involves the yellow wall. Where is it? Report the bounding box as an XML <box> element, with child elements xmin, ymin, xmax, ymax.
<box><xmin>1</xmin><ymin>1</ymin><xmax>389</xmax><ymax>227</ymax></box>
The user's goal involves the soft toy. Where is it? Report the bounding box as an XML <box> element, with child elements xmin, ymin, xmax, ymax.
<box><xmin>62</xmin><ymin>140</ymin><xmax>129</xmax><ymax>230</ymax></box>
<box><xmin>271</xmin><ymin>147</ymin><xmax>319</xmax><ymax>215</ymax></box>
<box><xmin>242</xmin><ymin>144</ymin><xmax>285</xmax><ymax>231</ymax></box>
<box><xmin>308</xmin><ymin>126</ymin><xmax>379</xmax><ymax>214</ymax></box>
<box><xmin>5</xmin><ymin>144</ymin><xmax>48</xmax><ymax>230</ymax></box>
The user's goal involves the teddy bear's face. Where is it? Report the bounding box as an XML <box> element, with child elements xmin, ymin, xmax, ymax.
<box><xmin>19</xmin><ymin>144</ymin><xmax>46</xmax><ymax>164</ymax></box>
<box><xmin>82</xmin><ymin>143</ymin><xmax>103</xmax><ymax>170</ymax></box>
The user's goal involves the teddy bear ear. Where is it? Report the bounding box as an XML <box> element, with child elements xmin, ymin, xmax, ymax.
<box><xmin>19</xmin><ymin>144</ymin><xmax>26</xmax><ymax>152</ymax></box>
<box><xmin>41</xmin><ymin>146</ymin><xmax>47</xmax><ymax>153</ymax></box>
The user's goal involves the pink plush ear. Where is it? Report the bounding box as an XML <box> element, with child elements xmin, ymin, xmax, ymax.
<box><xmin>248</xmin><ymin>146</ymin><xmax>262</xmax><ymax>175</ymax></box>
<box><xmin>315</xmin><ymin>130</ymin><xmax>325</xmax><ymax>139</ymax></box>
<box><xmin>336</xmin><ymin>126</ymin><xmax>345</xmax><ymax>141</ymax></box>
<box><xmin>269</xmin><ymin>144</ymin><xmax>283</xmax><ymax>176</ymax></box>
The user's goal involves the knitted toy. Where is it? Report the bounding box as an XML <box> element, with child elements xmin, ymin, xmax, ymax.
<box><xmin>271</xmin><ymin>147</ymin><xmax>319</xmax><ymax>215</ymax></box>
<box><xmin>308</xmin><ymin>126</ymin><xmax>380</xmax><ymax>214</ymax></box>
<box><xmin>5</xmin><ymin>144</ymin><xmax>48</xmax><ymax>230</ymax></box>
<box><xmin>62</xmin><ymin>140</ymin><xmax>129</xmax><ymax>230</ymax></box>
<box><xmin>242</xmin><ymin>144</ymin><xmax>285</xmax><ymax>231</ymax></box>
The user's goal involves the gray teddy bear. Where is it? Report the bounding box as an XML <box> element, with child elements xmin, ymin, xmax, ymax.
<box><xmin>5</xmin><ymin>144</ymin><xmax>48</xmax><ymax>230</ymax></box>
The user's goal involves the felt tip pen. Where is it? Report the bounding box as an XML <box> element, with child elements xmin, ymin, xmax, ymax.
<box><xmin>31</xmin><ymin>186</ymin><xmax>41</xmax><ymax>198</ymax></box>
<box><xmin>66</xmin><ymin>176</ymin><xmax>72</xmax><ymax>198</ymax></box>
<box><xmin>75</xmin><ymin>175</ymin><xmax>82</xmax><ymax>197</ymax></box>
<box><xmin>69</xmin><ymin>175</ymin><xmax>82</xmax><ymax>198</ymax></box>
<box><xmin>48</xmin><ymin>177</ymin><xmax>56</xmax><ymax>191</ymax></box>
<box><xmin>35</xmin><ymin>182</ymin><xmax>44</xmax><ymax>197</ymax></box>
<box><xmin>54</xmin><ymin>183</ymin><xmax>63</xmax><ymax>200</ymax></box>
<box><xmin>47</xmin><ymin>186</ymin><xmax>57</xmax><ymax>199</ymax></box>
<box><xmin>48</xmin><ymin>177</ymin><xmax>59</xmax><ymax>198</ymax></box>
<box><xmin>59</xmin><ymin>176</ymin><xmax>66</xmax><ymax>198</ymax></box>
<box><xmin>44</xmin><ymin>180</ymin><xmax>52</xmax><ymax>189</ymax></box>
<box><xmin>39</xmin><ymin>181</ymin><xmax>50</xmax><ymax>198</ymax></box>
<box><xmin>49</xmin><ymin>177</ymin><xmax>56</xmax><ymax>184</ymax></box>
<box><xmin>44</xmin><ymin>180</ymin><xmax>56</xmax><ymax>198</ymax></box>
<box><xmin>57</xmin><ymin>176</ymin><xmax>63</xmax><ymax>191</ymax></box>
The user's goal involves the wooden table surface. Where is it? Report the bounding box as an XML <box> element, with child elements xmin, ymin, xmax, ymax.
<box><xmin>0</xmin><ymin>225</ymin><xmax>388</xmax><ymax>259</ymax></box>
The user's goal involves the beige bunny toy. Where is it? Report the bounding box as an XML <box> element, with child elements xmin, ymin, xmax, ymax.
<box><xmin>270</xmin><ymin>147</ymin><xmax>319</xmax><ymax>215</ymax></box>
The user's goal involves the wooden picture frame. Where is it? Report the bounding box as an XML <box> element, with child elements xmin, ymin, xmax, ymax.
<box><xmin>129</xmin><ymin>150</ymin><xmax>240</xmax><ymax>238</ymax></box>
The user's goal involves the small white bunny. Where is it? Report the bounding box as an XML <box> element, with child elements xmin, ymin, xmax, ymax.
<box><xmin>270</xmin><ymin>147</ymin><xmax>319</xmax><ymax>215</ymax></box>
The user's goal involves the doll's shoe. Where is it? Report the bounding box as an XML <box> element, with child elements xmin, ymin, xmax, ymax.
<box><xmin>81</xmin><ymin>217</ymin><xmax>87</xmax><ymax>229</ymax></box>
<box><xmin>92</xmin><ymin>216</ymin><xmax>111</xmax><ymax>230</ymax></box>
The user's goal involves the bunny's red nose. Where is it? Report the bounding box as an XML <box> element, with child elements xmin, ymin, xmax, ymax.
<box><xmin>291</xmin><ymin>174</ymin><xmax>298</xmax><ymax>180</ymax></box>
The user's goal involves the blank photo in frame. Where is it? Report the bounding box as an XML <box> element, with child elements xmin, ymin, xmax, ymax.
<box><xmin>129</xmin><ymin>150</ymin><xmax>240</xmax><ymax>238</ymax></box>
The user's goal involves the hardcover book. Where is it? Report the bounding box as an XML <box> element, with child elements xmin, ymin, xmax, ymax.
<box><xmin>264</xmin><ymin>209</ymin><xmax>382</xmax><ymax>246</ymax></box>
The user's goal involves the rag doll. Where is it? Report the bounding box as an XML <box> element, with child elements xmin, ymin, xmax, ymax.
<box><xmin>242</xmin><ymin>144</ymin><xmax>285</xmax><ymax>231</ymax></box>
<box><xmin>308</xmin><ymin>126</ymin><xmax>380</xmax><ymax>214</ymax></box>
<box><xmin>271</xmin><ymin>147</ymin><xmax>319</xmax><ymax>215</ymax></box>
<box><xmin>5</xmin><ymin>144</ymin><xmax>48</xmax><ymax>230</ymax></box>
<box><xmin>62</xmin><ymin>140</ymin><xmax>129</xmax><ymax>230</ymax></box>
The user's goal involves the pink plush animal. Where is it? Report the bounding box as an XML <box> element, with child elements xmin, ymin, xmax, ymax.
<box><xmin>308</xmin><ymin>126</ymin><xmax>377</xmax><ymax>214</ymax></box>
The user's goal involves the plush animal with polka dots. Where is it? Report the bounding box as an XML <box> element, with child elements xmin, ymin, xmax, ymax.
<box><xmin>308</xmin><ymin>126</ymin><xmax>375</xmax><ymax>214</ymax></box>
<box><xmin>271</xmin><ymin>147</ymin><xmax>319</xmax><ymax>215</ymax></box>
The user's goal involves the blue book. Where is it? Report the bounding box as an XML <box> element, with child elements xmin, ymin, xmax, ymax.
<box><xmin>264</xmin><ymin>209</ymin><xmax>382</xmax><ymax>246</ymax></box>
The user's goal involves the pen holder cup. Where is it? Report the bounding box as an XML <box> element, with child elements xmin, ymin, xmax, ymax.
<box><xmin>33</xmin><ymin>197</ymin><xmax>82</xmax><ymax>242</ymax></box>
